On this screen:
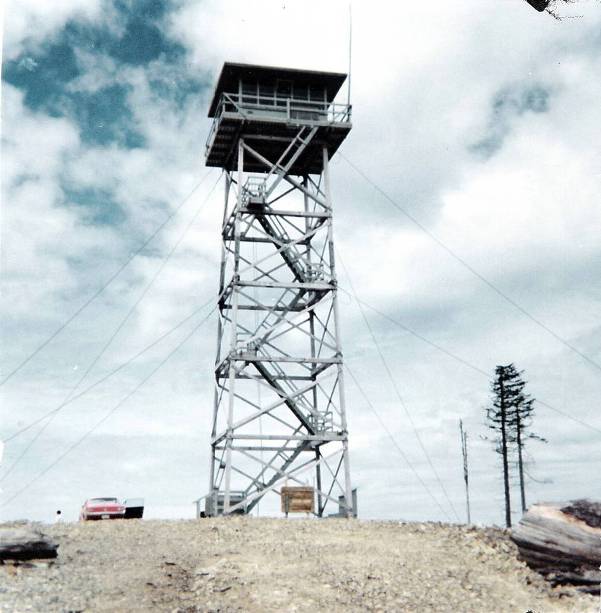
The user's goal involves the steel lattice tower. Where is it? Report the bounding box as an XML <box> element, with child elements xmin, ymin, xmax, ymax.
<box><xmin>203</xmin><ymin>63</ymin><xmax>354</xmax><ymax>517</ymax></box>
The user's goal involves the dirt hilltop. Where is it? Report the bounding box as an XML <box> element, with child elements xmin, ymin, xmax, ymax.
<box><xmin>1</xmin><ymin>517</ymin><xmax>597</xmax><ymax>612</ymax></box>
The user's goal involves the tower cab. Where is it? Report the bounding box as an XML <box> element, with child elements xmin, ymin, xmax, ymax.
<box><xmin>205</xmin><ymin>62</ymin><xmax>352</xmax><ymax>175</ymax></box>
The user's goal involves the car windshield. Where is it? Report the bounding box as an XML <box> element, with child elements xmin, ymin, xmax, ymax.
<box><xmin>89</xmin><ymin>497</ymin><xmax>118</xmax><ymax>503</ymax></box>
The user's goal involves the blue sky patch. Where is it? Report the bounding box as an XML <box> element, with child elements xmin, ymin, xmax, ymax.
<box><xmin>471</xmin><ymin>84</ymin><xmax>551</xmax><ymax>159</ymax></box>
<box><xmin>149</xmin><ymin>73</ymin><xmax>206</xmax><ymax>109</ymax></box>
<box><xmin>2</xmin><ymin>0</ymin><xmax>190</xmax><ymax>149</ymax></box>
<box><xmin>70</xmin><ymin>84</ymin><xmax>145</xmax><ymax>147</ymax></box>
<box><xmin>110</xmin><ymin>16</ymin><xmax>183</xmax><ymax>66</ymax></box>
<box><xmin>3</xmin><ymin>41</ymin><xmax>79</xmax><ymax>113</ymax></box>
<box><xmin>62</xmin><ymin>184</ymin><xmax>127</xmax><ymax>226</ymax></box>
<box><xmin>114</xmin><ymin>0</ymin><xmax>171</xmax><ymax>21</ymax></box>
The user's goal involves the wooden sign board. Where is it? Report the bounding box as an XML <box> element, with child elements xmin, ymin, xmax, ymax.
<box><xmin>280</xmin><ymin>486</ymin><xmax>314</xmax><ymax>514</ymax></box>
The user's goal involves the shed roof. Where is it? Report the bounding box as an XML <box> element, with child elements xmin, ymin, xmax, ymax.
<box><xmin>207</xmin><ymin>62</ymin><xmax>347</xmax><ymax>117</ymax></box>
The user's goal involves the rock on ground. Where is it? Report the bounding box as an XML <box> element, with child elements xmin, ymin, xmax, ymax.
<box><xmin>0</xmin><ymin>518</ymin><xmax>597</xmax><ymax>612</ymax></box>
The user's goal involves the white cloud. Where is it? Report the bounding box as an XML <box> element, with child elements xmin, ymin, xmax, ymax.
<box><xmin>3</xmin><ymin>0</ymin><xmax>106</xmax><ymax>61</ymax></box>
<box><xmin>1</xmin><ymin>86</ymin><xmax>81</xmax><ymax>318</ymax></box>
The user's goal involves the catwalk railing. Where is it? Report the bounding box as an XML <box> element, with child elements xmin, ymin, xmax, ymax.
<box><xmin>206</xmin><ymin>92</ymin><xmax>352</xmax><ymax>158</ymax></box>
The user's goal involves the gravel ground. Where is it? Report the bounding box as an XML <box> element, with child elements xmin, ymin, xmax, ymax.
<box><xmin>0</xmin><ymin>517</ymin><xmax>597</xmax><ymax>612</ymax></box>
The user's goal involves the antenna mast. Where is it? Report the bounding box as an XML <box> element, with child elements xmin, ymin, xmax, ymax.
<box><xmin>460</xmin><ymin>419</ymin><xmax>471</xmax><ymax>524</ymax></box>
<box><xmin>347</xmin><ymin>3</ymin><xmax>352</xmax><ymax>105</ymax></box>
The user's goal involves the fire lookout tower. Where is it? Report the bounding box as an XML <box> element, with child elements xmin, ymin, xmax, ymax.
<box><xmin>204</xmin><ymin>62</ymin><xmax>354</xmax><ymax>517</ymax></box>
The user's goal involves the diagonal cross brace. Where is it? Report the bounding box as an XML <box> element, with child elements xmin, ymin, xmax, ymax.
<box><xmin>244</xmin><ymin>443</ymin><xmax>308</xmax><ymax>513</ymax></box>
<box><xmin>263</xmin><ymin>126</ymin><xmax>318</xmax><ymax>197</ymax></box>
<box><xmin>253</xmin><ymin>361</ymin><xmax>315</xmax><ymax>434</ymax></box>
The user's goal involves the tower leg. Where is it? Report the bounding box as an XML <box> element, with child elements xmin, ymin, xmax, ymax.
<box><xmin>322</xmin><ymin>146</ymin><xmax>354</xmax><ymax>517</ymax></box>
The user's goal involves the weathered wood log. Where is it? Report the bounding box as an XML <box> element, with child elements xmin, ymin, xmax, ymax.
<box><xmin>0</xmin><ymin>528</ymin><xmax>58</xmax><ymax>560</ymax></box>
<box><xmin>547</xmin><ymin>570</ymin><xmax>601</xmax><ymax>587</ymax></box>
<box><xmin>511</xmin><ymin>499</ymin><xmax>601</xmax><ymax>595</ymax></box>
<box><xmin>562</xmin><ymin>499</ymin><xmax>601</xmax><ymax>529</ymax></box>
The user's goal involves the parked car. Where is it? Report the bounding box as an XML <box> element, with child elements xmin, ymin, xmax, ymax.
<box><xmin>80</xmin><ymin>497</ymin><xmax>126</xmax><ymax>521</ymax></box>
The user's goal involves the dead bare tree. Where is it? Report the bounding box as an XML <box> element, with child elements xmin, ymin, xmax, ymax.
<box><xmin>486</xmin><ymin>364</ymin><xmax>545</xmax><ymax>526</ymax></box>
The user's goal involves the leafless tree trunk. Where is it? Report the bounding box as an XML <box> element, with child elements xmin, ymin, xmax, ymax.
<box><xmin>499</xmin><ymin>377</ymin><xmax>512</xmax><ymax>528</ymax></box>
<box><xmin>515</xmin><ymin>411</ymin><xmax>527</xmax><ymax>513</ymax></box>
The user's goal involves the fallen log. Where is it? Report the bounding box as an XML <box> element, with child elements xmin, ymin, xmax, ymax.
<box><xmin>562</xmin><ymin>499</ymin><xmax>601</xmax><ymax>529</ymax></box>
<box><xmin>511</xmin><ymin>499</ymin><xmax>601</xmax><ymax>595</ymax></box>
<box><xmin>0</xmin><ymin>528</ymin><xmax>58</xmax><ymax>560</ymax></box>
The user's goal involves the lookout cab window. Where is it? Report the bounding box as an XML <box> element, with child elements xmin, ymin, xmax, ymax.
<box><xmin>241</xmin><ymin>80</ymin><xmax>256</xmax><ymax>104</ymax></box>
<box><xmin>309</xmin><ymin>85</ymin><xmax>326</xmax><ymax>105</ymax></box>
<box><xmin>258</xmin><ymin>83</ymin><xmax>275</xmax><ymax>105</ymax></box>
<box><xmin>293</xmin><ymin>84</ymin><xmax>309</xmax><ymax>101</ymax></box>
<box><xmin>276</xmin><ymin>80</ymin><xmax>292</xmax><ymax>106</ymax></box>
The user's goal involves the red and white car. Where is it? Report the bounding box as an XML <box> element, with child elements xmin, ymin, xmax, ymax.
<box><xmin>80</xmin><ymin>497</ymin><xmax>126</xmax><ymax>521</ymax></box>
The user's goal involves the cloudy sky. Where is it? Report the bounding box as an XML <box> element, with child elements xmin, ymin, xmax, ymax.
<box><xmin>1</xmin><ymin>0</ymin><xmax>600</xmax><ymax>525</ymax></box>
